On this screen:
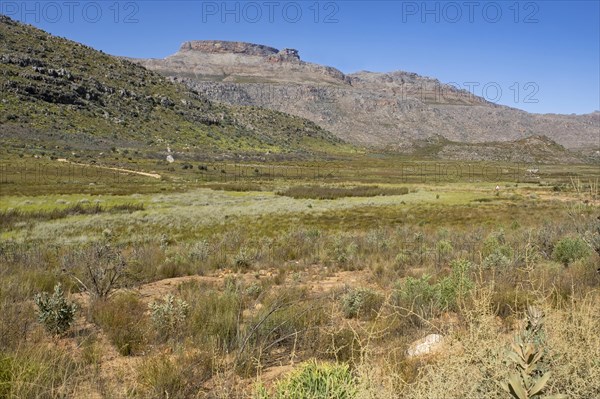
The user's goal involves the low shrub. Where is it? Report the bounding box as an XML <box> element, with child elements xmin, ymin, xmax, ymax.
<box><xmin>149</xmin><ymin>294</ymin><xmax>189</xmax><ymax>342</ymax></box>
<box><xmin>256</xmin><ymin>360</ymin><xmax>357</xmax><ymax>399</ymax></box>
<box><xmin>393</xmin><ymin>275</ymin><xmax>442</xmax><ymax>320</ymax></box>
<box><xmin>180</xmin><ymin>285</ymin><xmax>242</xmax><ymax>352</ymax></box>
<box><xmin>393</xmin><ymin>259</ymin><xmax>474</xmax><ymax>319</ymax></box>
<box><xmin>340</xmin><ymin>287</ymin><xmax>383</xmax><ymax>320</ymax></box>
<box><xmin>552</xmin><ymin>237</ymin><xmax>591</xmax><ymax>266</ymax></box>
<box><xmin>33</xmin><ymin>283</ymin><xmax>77</xmax><ymax>335</ymax></box>
<box><xmin>137</xmin><ymin>351</ymin><xmax>213</xmax><ymax>399</ymax></box>
<box><xmin>91</xmin><ymin>293</ymin><xmax>147</xmax><ymax>356</ymax></box>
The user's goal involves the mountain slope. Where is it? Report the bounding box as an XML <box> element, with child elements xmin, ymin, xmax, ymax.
<box><xmin>0</xmin><ymin>17</ymin><xmax>348</xmax><ymax>157</ymax></box>
<box><xmin>134</xmin><ymin>41</ymin><xmax>600</xmax><ymax>152</ymax></box>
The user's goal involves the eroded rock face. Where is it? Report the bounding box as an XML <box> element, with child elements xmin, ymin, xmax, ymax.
<box><xmin>179</xmin><ymin>41</ymin><xmax>279</xmax><ymax>56</ymax></box>
<box><xmin>268</xmin><ymin>48</ymin><xmax>300</xmax><ymax>63</ymax></box>
<box><xmin>134</xmin><ymin>40</ymin><xmax>350</xmax><ymax>87</ymax></box>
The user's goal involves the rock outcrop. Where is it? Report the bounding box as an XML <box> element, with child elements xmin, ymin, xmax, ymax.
<box><xmin>179</xmin><ymin>40</ymin><xmax>279</xmax><ymax>56</ymax></box>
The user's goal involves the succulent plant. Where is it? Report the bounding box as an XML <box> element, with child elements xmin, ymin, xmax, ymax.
<box><xmin>500</xmin><ymin>306</ymin><xmax>566</xmax><ymax>399</ymax></box>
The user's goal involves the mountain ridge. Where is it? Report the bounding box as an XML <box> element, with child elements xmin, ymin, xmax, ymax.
<box><xmin>133</xmin><ymin>40</ymin><xmax>600</xmax><ymax>152</ymax></box>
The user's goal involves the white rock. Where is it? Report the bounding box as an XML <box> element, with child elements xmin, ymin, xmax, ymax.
<box><xmin>407</xmin><ymin>334</ymin><xmax>444</xmax><ymax>358</ymax></box>
<box><xmin>166</xmin><ymin>155</ymin><xmax>175</xmax><ymax>163</ymax></box>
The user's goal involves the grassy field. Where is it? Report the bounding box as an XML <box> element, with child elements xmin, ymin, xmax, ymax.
<box><xmin>0</xmin><ymin>154</ymin><xmax>599</xmax><ymax>398</ymax></box>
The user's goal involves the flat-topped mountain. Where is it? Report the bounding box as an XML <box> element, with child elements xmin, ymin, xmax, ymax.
<box><xmin>134</xmin><ymin>40</ymin><xmax>600</xmax><ymax>153</ymax></box>
<box><xmin>136</xmin><ymin>40</ymin><xmax>349</xmax><ymax>86</ymax></box>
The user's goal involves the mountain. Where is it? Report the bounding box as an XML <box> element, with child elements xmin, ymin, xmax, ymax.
<box><xmin>0</xmin><ymin>17</ymin><xmax>349</xmax><ymax>159</ymax></box>
<box><xmin>134</xmin><ymin>41</ymin><xmax>600</xmax><ymax>152</ymax></box>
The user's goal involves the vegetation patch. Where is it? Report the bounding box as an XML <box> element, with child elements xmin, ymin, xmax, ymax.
<box><xmin>276</xmin><ymin>185</ymin><xmax>409</xmax><ymax>200</ymax></box>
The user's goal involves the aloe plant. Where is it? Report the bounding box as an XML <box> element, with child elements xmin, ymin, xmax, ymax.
<box><xmin>500</xmin><ymin>306</ymin><xmax>566</xmax><ymax>399</ymax></box>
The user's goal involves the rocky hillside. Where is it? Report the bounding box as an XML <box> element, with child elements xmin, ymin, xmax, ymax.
<box><xmin>0</xmin><ymin>17</ymin><xmax>348</xmax><ymax>158</ymax></box>
<box><xmin>408</xmin><ymin>134</ymin><xmax>591</xmax><ymax>164</ymax></box>
<box><xmin>134</xmin><ymin>41</ymin><xmax>600</xmax><ymax>153</ymax></box>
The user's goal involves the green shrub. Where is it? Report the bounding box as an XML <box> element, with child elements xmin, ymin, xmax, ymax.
<box><xmin>482</xmin><ymin>250</ymin><xmax>511</xmax><ymax>269</ymax></box>
<box><xmin>328</xmin><ymin>237</ymin><xmax>357</xmax><ymax>267</ymax></box>
<box><xmin>234</xmin><ymin>246</ymin><xmax>254</xmax><ymax>270</ymax></box>
<box><xmin>0</xmin><ymin>346</ymin><xmax>81</xmax><ymax>398</ymax></box>
<box><xmin>482</xmin><ymin>232</ymin><xmax>512</xmax><ymax>258</ymax></box>
<box><xmin>394</xmin><ymin>259</ymin><xmax>473</xmax><ymax>318</ymax></box>
<box><xmin>394</xmin><ymin>275</ymin><xmax>440</xmax><ymax>312</ymax></box>
<box><xmin>435</xmin><ymin>239</ymin><xmax>454</xmax><ymax>261</ymax></box>
<box><xmin>149</xmin><ymin>294</ymin><xmax>189</xmax><ymax>341</ymax></box>
<box><xmin>438</xmin><ymin>259</ymin><xmax>474</xmax><ymax>310</ymax></box>
<box><xmin>33</xmin><ymin>283</ymin><xmax>77</xmax><ymax>335</ymax></box>
<box><xmin>259</xmin><ymin>360</ymin><xmax>357</xmax><ymax>399</ymax></box>
<box><xmin>552</xmin><ymin>237</ymin><xmax>591</xmax><ymax>266</ymax></box>
<box><xmin>340</xmin><ymin>287</ymin><xmax>383</xmax><ymax>320</ymax></box>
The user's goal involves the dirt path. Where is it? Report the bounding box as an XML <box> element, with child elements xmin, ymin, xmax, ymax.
<box><xmin>56</xmin><ymin>159</ymin><xmax>162</xmax><ymax>179</ymax></box>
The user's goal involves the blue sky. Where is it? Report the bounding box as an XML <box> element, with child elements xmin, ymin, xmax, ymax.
<box><xmin>2</xmin><ymin>1</ymin><xmax>599</xmax><ymax>114</ymax></box>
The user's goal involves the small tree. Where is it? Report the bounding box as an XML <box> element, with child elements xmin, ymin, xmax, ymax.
<box><xmin>34</xmin><ymin>283</ymin><xmax>77</xmax><ymax>335</ymax></box>
<box><xmin>67</xmin><ymin>242</ymin><xmax>127</xmax><ymax>299</ymax></box>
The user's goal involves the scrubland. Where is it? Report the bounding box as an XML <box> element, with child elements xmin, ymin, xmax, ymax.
<box><xmin>0</xmin><ymin>157</ymin><xmax>598</xmax><ymax>398</ymax></box>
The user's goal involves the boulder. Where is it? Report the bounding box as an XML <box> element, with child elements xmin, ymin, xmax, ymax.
<box><xmin>407</xmin><ymin>333</ymin><xmax>445</xmax><ymax>358</ymax></box>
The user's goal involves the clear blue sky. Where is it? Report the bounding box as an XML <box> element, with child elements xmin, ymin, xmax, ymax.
<box><xmin>2</xmin><ymin>1</ymin><xmax>599</xmax><ymax>114</ymax></box>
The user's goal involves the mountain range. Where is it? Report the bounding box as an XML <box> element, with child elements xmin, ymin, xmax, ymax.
<box><xmin>1</xmin><ymin>16</ymin><xmax>598</xmax><ymax>163</ymax></box>
<box><xmin>134</xmin><ymin>41</ymin><xmax>600</xmax><ymax>157</ymax></box>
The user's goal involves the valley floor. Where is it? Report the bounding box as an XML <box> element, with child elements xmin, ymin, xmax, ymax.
<box><xmin>0</xmin><ymin>156</ymin><xmax>599</xmax><ymax>398</ymax></box>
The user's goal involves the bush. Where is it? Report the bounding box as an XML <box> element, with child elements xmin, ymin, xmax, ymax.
<box><xmin>91</xmin><ymin>293</ymin><xmax>147</xmax><ymax>356</ymax></box>
<box><xmin>393</xmin><ymin>259</ymin><xmax>473</xmax><ymax>318</ymax></box>
<box><xmin>64</xmin><ymin>242</ymin><xmax>127</xmax><ymax>299</ymax></box>
<box><xmin>137</xmin><ymin>352</ymin><xmax>213</xmax><ymax>399</ymax></box>
<box><xmin>438</xmin><ymin>259</ymin><xmax>474</xmax><ymax>310</ymax></box>
<box><xmin>33</xmin><ymin>283</ymin><xmax>77</xmax><ymax>335</ymax></box>
<box><xmin>393</xmin><ymin>275</ymin><xmax>441</xmax><ymax>319</ymax></box>
<box><xmin>435</xmin><ymin>239</ymin><xmax>454</xmax><ymax>262</ymax></box>
<box><xmin>258</xmin><ymin>360</ymin><xmax>357</xmax><ymax>399</ymax></box>
<box><xmin>180</xmin><ymin>284</ymin><xmax>242</xmax><ymax>352</ymax></box>
<box><xmin>0</xmin><ymin>346</ymin><xmax>81</xmax><ymax>398</ymax></box>
<box><xmin>482</xmin><ymin>250</ymin><xmax>511</xmax><ymax>269</ymax></box>
<box><xmin>149</xmin><ymin>294</ymin><xmax>189</xmax><ymax>341</ymax></box>
<box><xmin>234</xmin><ymin>247</ymin><xmax>254</xmax><ymax>270</ymax></box>
<box><xmin>552</xmin><ymin>237</ymin><xmax>591</xmax><ymax>266</ymax></box>
<box><xmin>340</xmin><ymin>287</ymin><xmax>383</xmax><ymax>320</ymax></box>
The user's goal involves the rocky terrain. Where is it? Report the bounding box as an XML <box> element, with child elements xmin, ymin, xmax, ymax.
<box><xmin>134</xmin><ymin>41</ymin><xmax>600</xmax><ymax>155</ymax></box>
